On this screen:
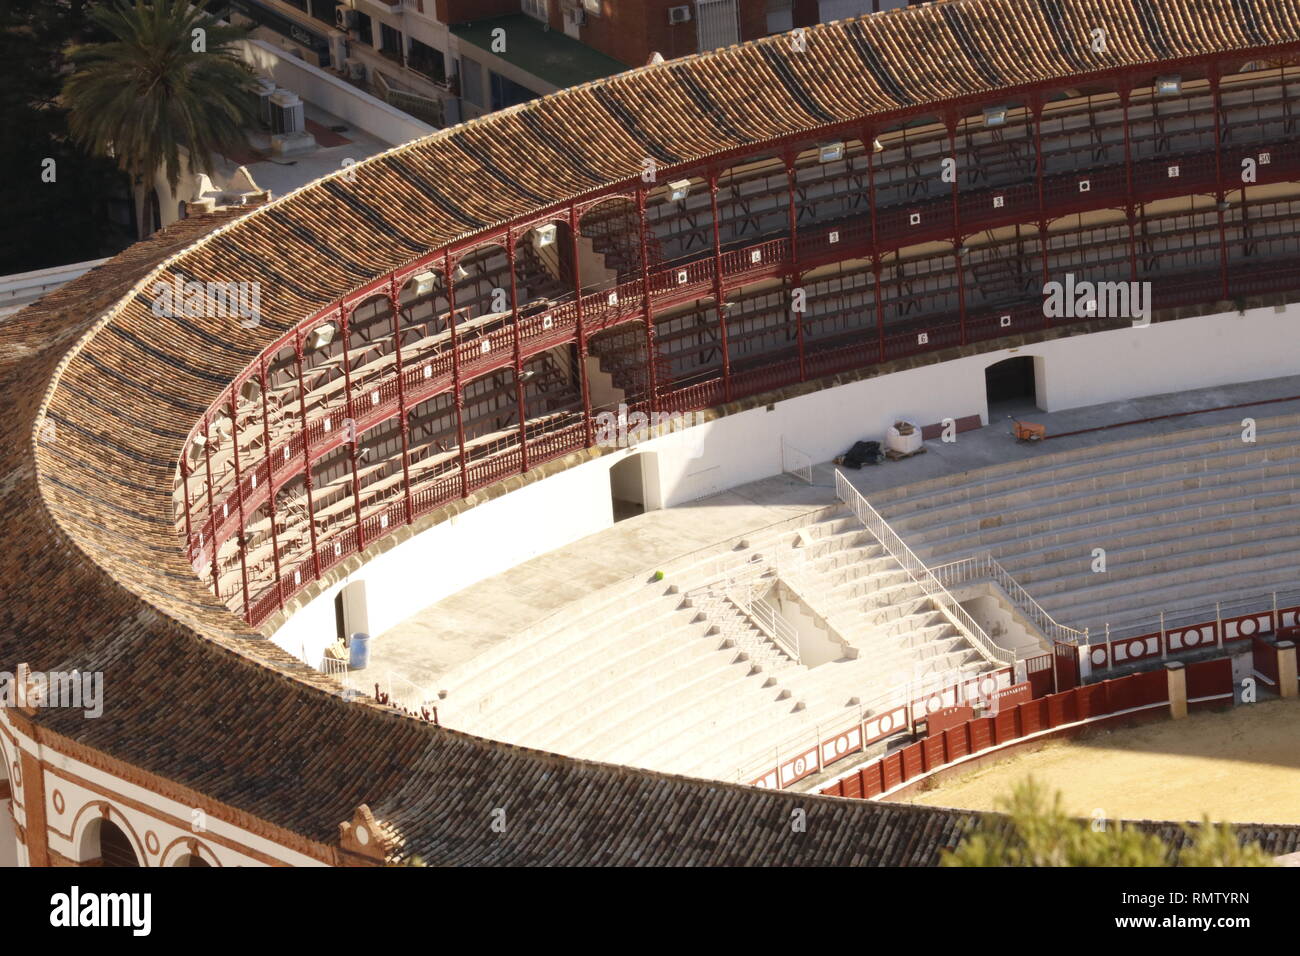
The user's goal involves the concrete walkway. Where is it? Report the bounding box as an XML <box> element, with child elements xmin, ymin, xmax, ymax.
<box><xmin>371</xmin><ymin>374</ymin><xmax>1300</xmax><ymax>694</ymax></box>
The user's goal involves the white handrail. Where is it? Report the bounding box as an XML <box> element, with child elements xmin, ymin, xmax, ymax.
<box><xmin>780</xmin><ymin>436</ymin><xmax>814</xmax><ymax>485</ymax></box>
<box><xmin>834</xmin><ymin>470</ymin><xmax>1015</xmax><ymax>667</ymax></box>
<box><xmin>745</xmin><ymin>594</ymin><xmax>801</xmax><ymax>663</ymax></box>
<box><xmin>931</xmin><ymin>552</ymin><xmax>1087</xmax><ymax>646</ymax></box>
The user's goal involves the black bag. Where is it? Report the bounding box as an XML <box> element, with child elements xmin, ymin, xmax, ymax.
<box><xmin>843</xmin><ymin>440</ymin><xmax>882</xmax><ymax>468</ymax></box>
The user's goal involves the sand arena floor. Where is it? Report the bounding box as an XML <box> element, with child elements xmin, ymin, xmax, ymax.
<box><xmin>899</xmin><ymin>697</ymin><xmax>1300</xmax><ymax>825</ymax></box>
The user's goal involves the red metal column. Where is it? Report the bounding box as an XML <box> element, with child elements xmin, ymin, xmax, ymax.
<box><xmin>708</xmin><ymin>167</ymin><xmax>732</xmax><ymax>402</ymax></box>
<box><xmin>444</xmin><ymin>250</ymin><xmax>470</xmax><ymax>498</ymax></box>
<box><xmin>506</xmin><ymin>229</ymin><xmax>530</xmax><ymax>471</ymax></box>
<box><xmin>785</xmin><ymin>149</ymin><xmax>806</xmax><ymax>380</ymax></box>
<box><xmin>200</xmin><ymin>417</ymin><xmax>220</xmax><ymax>597</ymax></box>
<box><xmin>948</xmin><ymin>117</ymin><xmax>968</xmax><ymax>346</ymax></box>
<box><xmin>387</xmin><ymin>275</ymin><xmax>414</xmax><ymax>525</ymax></box>
<box><xmin>179</xmin><ymin>458</ymin><xmax>194</xmax><ymax>564</ymax></box>
<box><xmin>293</xmin><ymin>336</ymin><xmax>321</xmax><ymax>580</ymax></box>
<box><xmin>865</xmin><ymin>126</ymin><xmax>886</xmax><ymax>362</ymax></box>
<box><xmin>258</xmin><ymin>355</ymin><xmax>284</xmax><ymax>610</ymax></box>
<box><xmin>1032</xmin><ymin>97</ymin><xmax>1052</xmax><ymax>307</ymax></box>
<box><xmin>1120</xmin><ymin>85</ymin><xmax>1139</xmax><ymax>284</ymax></box>
<box><xmin>1210</xmin><ymin>69</ymin><xmax>1231</xmax><ymax>301</ymax></box>
<box><xmin>339</xmin><ymin>302</ymin><xmax>364</xmax><ymax>553</ymax></box>
<box><xmin>569</xmin><ymin>204</ymin><xmax>595</xmax><ymax>445</ymax></box>
<box><xmin>228</xmin><ymin>379</ymin><xmax>251</xmax><ymax>621</ymax></box>
<box><xmin>636</xmin><ymin>187</ymin><xmax>661</xmax><ymax>411</ymax></box>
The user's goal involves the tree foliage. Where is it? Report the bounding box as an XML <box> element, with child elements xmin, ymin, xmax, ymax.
<box><xmin>64</xmin><ymin>0</ymin><xmax>257</xmax><ymax>194</ymax></box>
<box><xmin>942</xmin><ymin>778</ymin><xmax>1274</xmax><ymax>867</ymax></box>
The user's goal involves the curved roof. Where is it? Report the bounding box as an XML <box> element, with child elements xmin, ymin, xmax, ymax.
<box><xmin>7</xmin><ymin>0</ymin><xmax>1300</xmax><ymax>863</ymax></box>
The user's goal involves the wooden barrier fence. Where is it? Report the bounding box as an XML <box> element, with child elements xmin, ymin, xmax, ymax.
<box><xmin>819</xmin><ymin>657</ymin><xmax>1233</xmax><ymax>801</ymax></box>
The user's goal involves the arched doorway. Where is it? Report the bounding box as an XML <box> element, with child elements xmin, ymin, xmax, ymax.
<box><xmin>81</xmin><ymin>817</ymin><xmax>141</xmax><ymax>867</ymax></box>
<box><xmin>984</xmin><ymin>356</ymin><xmax>1041</xmax><ymax>422</ymax></box>
<box><xmin>610</xmin><ymin>454</ymin><xmax>646</xmax><ymax>522</ymax></box>
<box><xmin>171</xmin><ymin>854</ymin><xmax>211</xmax><ymax>867</ymax></box>
<box><xmin>0</xmin><ymin>742</ymin><xmax>17</xmax><ymax>867</ymax></box>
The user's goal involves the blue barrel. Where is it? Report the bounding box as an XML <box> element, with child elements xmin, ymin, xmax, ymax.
<box><xmin>348</xmin><ymin>632</ymin><xmax>370</xmax><ymax>670</ymax></box>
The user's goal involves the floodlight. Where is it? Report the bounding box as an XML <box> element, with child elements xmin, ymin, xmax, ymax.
<box><xmin>1155</xmin><ymin>75</ymin><xmax>1181</xmax><ymax>96</ymax></box>
<box><xmin>305</xmin><ymin>323</ymin><xmax>336</xmax><ymax>350</ymax></box>
<box><xmin>411</xmin><ymin>271</ymin><xmax>437</xmax><ymax>297</ymax></box>
<box><xmin>819</xmin><ymin>142</ymin><xmax>845</xmax><ymax>163</ymax></box>
<box><xmin>982</xmin><ymin>105</ymin><xmax>1007</xmax><ymax>127</ymax></box>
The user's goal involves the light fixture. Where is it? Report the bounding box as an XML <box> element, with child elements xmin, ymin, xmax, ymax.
<box><xmin>1155</xmin><ymin>75</ymin><xmax>1181</xmax><ymax>96</ymax></box>
<box><xmin>1216</xmin><ymin>200</ymin><xmax>1231</xmax><ymax>212</ymax></box>
<box><xmin>872</xmin><ymin>138</ymin><xmax>884</xmax><ymax>153</ymax></box>
<box><xmin>957</xmin><ymin>245</ymin><xmax>971</xmax><ymax>258</ymax></box>
<box><xmin>411</xmin><ymin>271</ymin><xmax>437</xmax><ymax>297</ymax></box>
<box><xmin>305</xmin><ymin>323</ymin><xmax>336</xmax><ymax>350</ymax></box>
<box><xmin>819</xmin><ymin>142</ymin><xmax>845</xmax><ymax>163</ymax></box>
<box><xmin>982</xmin><ymin>105</ymin><xmax>1008</xmax><ymax>127</ymax></box>
<box><xmin>519</xmin><ymin>369</ymin><xmax>537</xmax><ymax>382</ymax></box>
<box><xmin>454</xmin><ymin>263</ymin><xmax>470</xmax><ymax>282</ymax></box>
<box><xmin>534</xmin><ymin>223</ymin><xmax>557</xmax><ymax>247</ymax></box>
<box><xmin>667</xmin><ymin>178</ymin><xmax>692</xmax><ymax>202</ymax></box>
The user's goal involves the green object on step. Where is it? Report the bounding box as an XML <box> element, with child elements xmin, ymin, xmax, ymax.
<box><xmin>653</xmin><ymin>570</ymin><xmax>664</xmax><ymax>581</ymax></box>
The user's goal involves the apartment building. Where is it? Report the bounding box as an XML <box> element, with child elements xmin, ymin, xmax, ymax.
<box><xmin>222</xmin><ymin>1</ymin><xmax>914</xmax><ymax>128</ymax></box>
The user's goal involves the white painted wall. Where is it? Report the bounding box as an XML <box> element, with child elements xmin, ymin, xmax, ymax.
<box><xmin>274</xmin><ymin>301</ymin><xmax>1300</xmax><ymax>655</ymax></box>
<box><xmin>272</xmin><ymin>450</ymin><xmax>620</xmax><ymax>660</ymax></box>
<box><xmin>652</xmin><ymin>302</ymin><xmax>1300</xmax><ymax>507</ymax></box>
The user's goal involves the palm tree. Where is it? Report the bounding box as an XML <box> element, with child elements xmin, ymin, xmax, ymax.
<box><xmin>63</xmin><ymin>0</ymin><xmax>257</xmax><ymax>198</ymax></box>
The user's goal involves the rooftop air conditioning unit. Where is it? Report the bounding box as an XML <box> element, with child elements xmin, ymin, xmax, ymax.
<box><xmin>668</xmin><ymin>5</ymin><xmax>691</xmax><ymax>24</ymax></box>
<box><xmin>347</xmin><ymin>59</ymin><xmax>366</xmax><ymax>82</ymax></box>
<box><xmin>254</xmin><ymin>75</ymin><xmax>277</xmax><ymax>128</ymax></box>
<box><xmin>336</xmin><ymin>7</ymin><xmax>358</xmax><ymax>30</ymax></box>
<box><xmin>269</xmin><ymin>90</ymin><xmax>305</xmax><ymax>136</ymax></box>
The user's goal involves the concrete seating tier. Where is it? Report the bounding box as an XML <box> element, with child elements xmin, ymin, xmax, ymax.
<box><xmin>871</xmin><ymin>413</ymin><xmax>1300</xmax><ymax>634</ymax></box>
<box><xmin>435</xmin><ymin>504</ymin><xmax>999</xmax><ymax>781</ymax></box>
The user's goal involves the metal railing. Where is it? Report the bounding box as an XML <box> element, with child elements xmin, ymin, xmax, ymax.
<box><xmin>834</xmin><ymin>470</ymin><xmax>1015</xmax><ymax>666</ymax></box>
<box><xmin>386</xmin><ymin>671</ymin><xmax>434</xmax><ymax>712</ymax></box>
<box><xmin>932</xmin><ymin>551</ymin><xmax>1087</xmax><ymax>646</ymax></box>
<box><xmin>1103</xmin><ymin>586</ymin><xmax>1300</xmax><ymax>643</ymax></box>
<box><xmin>738</xmin><ymin>593</ymin><xmax>801</xmax><ymax>663</ymax></box>
<box><xmin>780</xmin><ymin>436</ymin><xmax>814</xmax><ymax>485</ymax></box>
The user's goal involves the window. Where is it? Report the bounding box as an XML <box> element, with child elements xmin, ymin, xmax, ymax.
<box><xmin>408</xmin><ymin>39</ymin><xmax>445</xmax><ymax>83</ymax></box>
<box><xmin>696</xmin><ymin>0</ymin><xmax>740</xmax><ymax>51</ymax></box>
<box><xmin>309</xmin><ymin>0</ymin><xmax>338</xmax><ymax>25</ymax></box>
<box><xmin>354</xmin><ymin>9</ymin><xmax>373</xmax><ymax>46</ymax></box>
<box><xmin>766</xmin><ymin>0</ymin><xmax>793</xmax><ymax>34</ymax></box>
<box><xmin>818</xmin><ymin>0</ymin><xmax>874</xmax><ymax>19</ymax></box>
<box><xmin>380</xmin><ymin>22</ymin><xmax>403</xmax><ymax>62</ymax></box>
<box><xmin>460</xmin><ymin>56</ymin><xmax>484</xmax><ymax>107</ymax></box>
<box><xmin>522</xmin><ymin>0</ymin><xmax>548</xmax><ymax>21</ymax></box>
<box><xmin>490</xmin><ymin>71</ymin><xmax>540</xmax><ymax>111</ymax></box>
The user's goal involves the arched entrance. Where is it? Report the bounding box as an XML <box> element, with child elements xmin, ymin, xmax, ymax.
<box><xmin>610</xmin><ymin>454</ymin><xmax>646</xmax><ymax>522</ymax></box>
<box><xmin>0</xmin><ymin>742</ymin><xmax>17</xmax><ymax>867</ymax></box>
<box><xmin>81</xmin><ymin>817</ymin><xmax>141</xmax><ymax>867</ymax></box>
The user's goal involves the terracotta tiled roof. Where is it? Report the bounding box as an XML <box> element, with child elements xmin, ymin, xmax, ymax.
<box><xmin>6</xmin><ymin>0</ymin><xmax>1300</xmax><ymax>863</ymax></box>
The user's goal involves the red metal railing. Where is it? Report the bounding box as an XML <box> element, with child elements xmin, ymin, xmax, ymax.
<box><xmin>184</xmin><ymin>126</ymin><xmax>1300</xmax><ymax>627</ymax></box>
